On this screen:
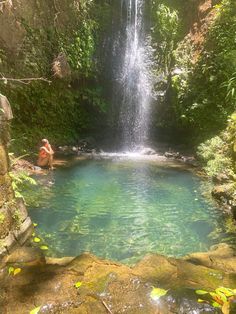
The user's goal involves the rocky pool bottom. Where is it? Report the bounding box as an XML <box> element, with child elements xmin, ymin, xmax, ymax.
<box><xmin>1</xmin><ymin>243</ymin><xmax>236</xmax><ymax>313</ymax></box>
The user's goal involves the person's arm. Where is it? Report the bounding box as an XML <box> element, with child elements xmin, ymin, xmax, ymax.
<box><xmin>41</xmin><ymin>146</ymin><xmax>51</xmax><ymax>154</ymax></box>
<box><xmin>48</xmin><ymin>144</ymin><xmax>54</xmax><ymax>154</ymax></box>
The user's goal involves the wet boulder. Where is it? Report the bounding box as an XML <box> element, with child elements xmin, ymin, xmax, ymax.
<box><xmin>3</xmin><ymin>246</ymin><xmax>46</xmax><ymax>267</ymax></box>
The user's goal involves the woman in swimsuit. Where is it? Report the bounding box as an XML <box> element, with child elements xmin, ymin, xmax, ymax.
<box><xmin>37</xmin><ymin>139</ymin><xmax>54</xmax><ymax>169</ymax></box>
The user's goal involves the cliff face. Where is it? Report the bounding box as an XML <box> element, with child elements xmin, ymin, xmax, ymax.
<box><xmin>0</xmin><ymin>0</ymin><xmax>80</xmax><ymax>73</ymax></box>
<box><xmin>0</xmin><ymin>95</ymin><xmax>32</xmax><ymax>257</ymax></box>
<box><xmin>0</xmin><ymin>0</ymin><xmax>111</xmax><ymax>153</ymax></box>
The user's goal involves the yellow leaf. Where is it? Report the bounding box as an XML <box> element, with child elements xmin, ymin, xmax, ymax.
<box><xmin>40</xmin><ymin>245</ymin><xmax>48</xmax><ymax>250</ymax></box>
<box><xmin>30</xmin><ymin>306</ymin><xmax>41</xmax><ymax>314</ymax></box>
<box><xmin>212</xmin><ymin>301</ymin><xmax>221</xmax><ymax>308</ymax></box>
<box><xmin>222</xmin><ymin>301</ymin><xmax>230</xmax><ymax>314</ymax></box>
<box><xmin>33</xmin><ymin>237</ymin><xmax>41</xmax><ymax>243</ymax></box>
<box><xmin>210</xmin><ymin>292</ymin><xmax>224</xmax><ymax>305</ymax></box>
<box><xmin>215</xmin><ymin>290</ymin><xmax>227</xmax><ymax>303</ymax></box>
<box><xmin>13</xmin><ymin>268</ymin><xmax>21</xmax><ymax>276</ymax></box>
<box><xmin>33</xmin><ymin>223</ymin><xmax>38</xmax><ymax>227</ymax></box>
<box><xmin>74</xmin><ymin>281</ymin><xmax>82</xmax><ymax>288</ymax></box>
<box><xmin>196</xmin><ymin>289</ymin><xmax>208</xmax><ymax>295</ymax></box>
<box><xmin>150</xmin><ymin>287</ymin><xmax>168</xmax><ymax>300</ymax></box>
<box><xmin>216</xmin><ymin>287</ymin><xmax>235</xmax><ymax>297</ymax></box>
<box><xmin>8</xmin><ymin>266</ymin><xmax>14</xmax><ymax>275</ymax></box>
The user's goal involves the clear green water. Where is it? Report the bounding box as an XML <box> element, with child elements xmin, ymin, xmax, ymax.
<box><xmin>28</xmin><ymin>159</ymin><xmax>232</xmax><ymax>263</ymax></box>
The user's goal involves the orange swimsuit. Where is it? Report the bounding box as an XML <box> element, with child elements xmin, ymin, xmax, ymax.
<box><xmin>39</xmin><ymin>143</ymin><xmax>54</xmax><ymax>159</ymax></box>
<box><xmin>39</xmin><ymin>147</ymin><xmax>48</xmax><ymax>158</ymax></box>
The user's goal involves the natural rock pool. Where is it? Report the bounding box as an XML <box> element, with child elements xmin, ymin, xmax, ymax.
<box><xmin>27</xmin><ymin>157</ymin><xmax>234</xmax><ymax>263</ymax></box>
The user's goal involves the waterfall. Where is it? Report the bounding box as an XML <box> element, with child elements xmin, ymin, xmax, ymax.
<box><xmin>113</xmin><ymin>0</ymin><xmax>154</xmax><ymax>151</ymax></box>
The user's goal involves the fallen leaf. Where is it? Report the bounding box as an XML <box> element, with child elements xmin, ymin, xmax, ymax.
<box><xmin>150</xmin><ymin>287</ymin><xmax>168</xmax><ymax>300</ymax></box>
<box><xmin>74</xmin><ymin>281</ymin><xmax>82</xmax><ymax>288</ymax></box>
<box><xmin>13</xmin><ymin>268</ymin><xmax>21</xmax><ymax>276</ymax></box>
<box><xmin>40</xmin><ymin>245</ymin><xmax>48</xmax><ymax>250</ymax></box>
<box><xmin>195</xmin><ymin>289</ymin><xmax>208</xmax><ymax>295</ymax></box>
<box><xmin>30</xmin><ymin>306</ymin><xmax>41</xmax><ymax>314</ymax></box>
<box><xmin>8</xmin><ymin>266</ymin><xmax>14</xmax><ymax>275</ymax></box>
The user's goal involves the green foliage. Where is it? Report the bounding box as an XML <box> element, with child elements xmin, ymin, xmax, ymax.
<box><xmin>59</xmin><ymin>24</ymin><xmax>97</xmax><ymax>77</ymax></box>
<box><xmin>12</xmin><ymin>210</ymin><xmax>22</xmax><ymax>229</ymax></box>
<box><xmin>196</xmin><ymin>286</ymin><xmax>236</xmax><ymax>313</ymax></box>
<box><xmin>0</xmin><ymin>0</ymin><xmax>110</xmax><ymax>154</ymax></box>
<box><xmin>9</xmin><ymin>170</ymin><xmax>37</xmax><ymax>200</ymax></box>
<box><xmin>222</xmin><ymin>72</ymin><xmax>236</xmax><ymax>106</ymax></box>
<box><xmin>197</xmin><ymin>136</ymin><xmax>233</xmax><ymax>177</ymax></box>
<box><xmin>151</xmin><ymin>2</ymin><xmax>179</xmax><ymax>73</ymax></box>
<box><xmin>172</xmin><ymin>0</ymin><xmax>236</xmax><ymax>140</ymax></box>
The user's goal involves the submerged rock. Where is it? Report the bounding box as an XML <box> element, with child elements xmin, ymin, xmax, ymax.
<box><xmin>184</xmin><ymin>243</ymin><xmax>236</xmax><ymax>273</ymax></box>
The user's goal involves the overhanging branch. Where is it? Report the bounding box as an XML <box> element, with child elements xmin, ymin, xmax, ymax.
<box><xmin>0</xmin><ymin>74</ymin><xmax>52</xmax><ymax>85</ymax></box>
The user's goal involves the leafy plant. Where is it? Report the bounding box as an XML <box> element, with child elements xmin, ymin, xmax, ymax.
<box><xmin>152</xmin><ymin>2</ymin><xmax>179</xmax><ymax>73</ymax></box>
<box><xmin>196</xmin><ymin>286</ymin><xmax>236</xmax><ymax>314</ymax></box>
<box><xmin>197</xmin><ymin>136</ymin><xmax>233</xmax><ymax>177</ymax></box>
<box><xmin>12</xmin><ymin>210</ymin><xmax>22</xmax><ymax>229</ymax></box>
<box><xmin>222</xmin><ymin>72</ymin><xmax>236</xmax><ymax>105</ymax></box>
<box><xmin>9</xmin><ymin>170</ymin><xmax>37</xmax><ymax>200</ymax></box>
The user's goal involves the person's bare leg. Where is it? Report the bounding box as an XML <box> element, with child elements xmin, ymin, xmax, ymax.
<box><xmin>37</xmin><ymin>157</ymin><xmax>49</xmax><ymax>167</ymax></box>
<box><xmin>49</xmin><ymin>154</ymin><xmax>54</xmax><ymax>169</ymax></box>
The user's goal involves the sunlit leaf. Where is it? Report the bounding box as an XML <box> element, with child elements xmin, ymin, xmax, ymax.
<box><xmin>33</xmin><ymin>237</ymin><xmax>41</xmax><ymax>243</ymax></box>
<box><xmin>215</xmin><ymin>290</ymin><xmax>227</xmax><ymax>303</ymax></box>
<box><xmin>13</xmin><ymin>268</ymin><xmax>21</xmax><ymax>276</ymax></box>
<box><xmin>33</xmin><ymin>223</ymin><xmax>38</xmax><ymax>227</ymax></box>
<box><xmin>212</xmin><ymin>301</ymin><xmax>221</xmax><ymax>308</ymax></box>
<box><xmin>74</xmin><ymin>281</ymin><xmax>82</xmax><ymax>288</ymax></box>
<box><xmin>222</xmin><ymin>301</ymin><xmax>230</xmax><ymax>314</ymax></box>
<box><xmin>150</xmin><ymin>287</ymin><xmax>168</xmax><ymax>300</ymax></box>
<box><xmin>8</xmin><ymin>266</ymin><xmax>14</xmax><ymax>275</ymax></box>
<box><xmin>40</xmin><ymin>245</ymin><xmax>48</xmax><ymax>250</ymax></box>
<box><xmin>30</xmin><ymin>306</ymin><xmax>41</xmax><ymax>314</ymax></box>
<box><xmin>197</xmin><ymin>299</ymin><xmax>206</xmax><ymax>303</ymax></box>
<box><xmin>196</xmin><ymin>289</ymin><xmax>208</xmax><ymax>295</ymax></box>
<box><xmin>210</xmin><ymin>292</ymin><xmax>224</xmax><ymax>305</ymax></box>
<box><xmin>216</xmin><ymin>287</ymin><xmax>235</xmax><ymax>297</ymax></box>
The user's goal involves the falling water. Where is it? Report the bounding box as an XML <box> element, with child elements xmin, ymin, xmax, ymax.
<box><xmin>114</xmin><ymin>0</ymin><xmax>154</xmax><ymax>151</ymax></box>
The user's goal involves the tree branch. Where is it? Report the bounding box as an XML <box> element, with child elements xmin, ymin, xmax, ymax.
<box><xmin>0</xmin><ymin>74</ymin><xmax>51</xmax><ymax>85</ymax></box>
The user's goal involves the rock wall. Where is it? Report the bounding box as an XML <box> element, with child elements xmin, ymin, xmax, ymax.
<box><xmin>0</xmin><ymin>94</ymin><xmax>32</xmax><ymax>257</ymax></box>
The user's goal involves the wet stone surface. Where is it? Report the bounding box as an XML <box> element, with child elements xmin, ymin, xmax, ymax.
<box><xmin>1</xmin><ymin>245</ymin><xmax>236</xmax><ymax>313</ymax></box>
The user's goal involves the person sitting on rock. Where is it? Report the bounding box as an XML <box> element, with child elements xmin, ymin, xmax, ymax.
<box><xmin>37</xmin><ymin>139</ymin><xmax>54</xmax><ymax>169</ymax></box>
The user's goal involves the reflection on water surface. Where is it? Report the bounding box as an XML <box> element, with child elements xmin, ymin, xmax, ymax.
<box><xmin>27</xmin><ymin>159</ymin><xmax>234</xmax><ymax>264</ymax></box>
